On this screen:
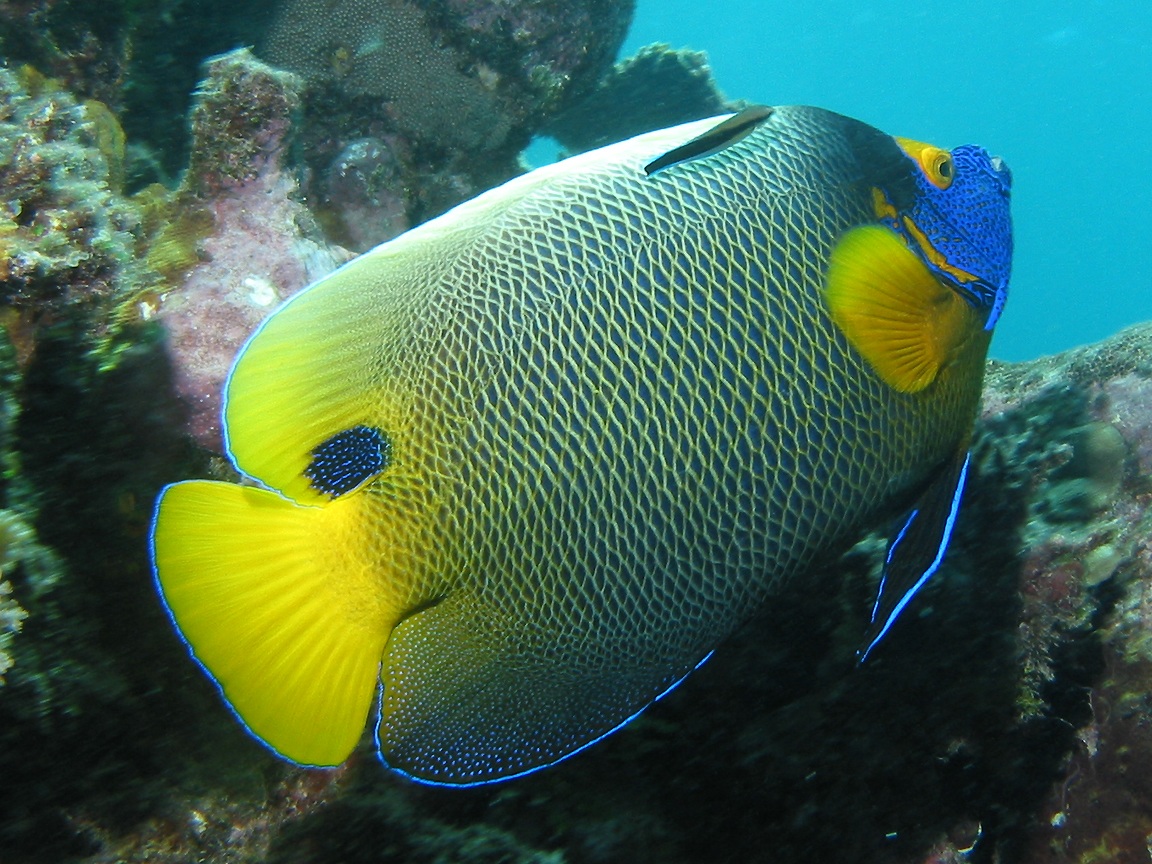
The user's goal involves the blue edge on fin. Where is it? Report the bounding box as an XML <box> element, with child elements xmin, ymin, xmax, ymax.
<box><xmin>857</xmin><ymin>450</ymin><xmax>971</xmax><ymax>664</ymax></box>
<box><xmin>148</xmin><ymin>484</ymin><xmax>348</xmax><ymax>772</ymax></box>
<box><xmin>377</xmin><ymin>651</ymin><xmax>716</xmax><ymax>787</ymax></box>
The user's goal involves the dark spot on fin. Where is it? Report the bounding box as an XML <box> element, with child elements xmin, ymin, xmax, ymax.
<box><xmin>305</xmin><ymin>425</ymin><xmax>393</xmax><ymax>498</ymax></box>
<box><xmin>644</xmin><ymin>105</ymin><xmax>774</xmax><ymax>176</ymax></box>
<box><xmin>858</xmin><ymin>447</ymin><xmax>971</xmax><ymax>663</ymax></box>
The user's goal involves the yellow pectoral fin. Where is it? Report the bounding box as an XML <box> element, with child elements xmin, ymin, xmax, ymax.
<box><xmin>823</xmin><ymin>225</ymin><xmax>978</xmax><ymax>393</ymax></box>
<box><xmin>151</xmin><ymin>480</ymin><xmax>400</xmax><ymax>766</ymax></box>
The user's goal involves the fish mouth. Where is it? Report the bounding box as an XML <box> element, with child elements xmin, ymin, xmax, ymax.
<box><xmin>989</xmin><ymin>155</ymin><xmax>1013</xmax><ymax>190</ymax></box>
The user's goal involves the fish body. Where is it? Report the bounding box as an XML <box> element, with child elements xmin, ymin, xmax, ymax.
<box><xmin>150</xmin><ymin>106</ymin><xmax>1012</xmax><ymax>785</ymax></box>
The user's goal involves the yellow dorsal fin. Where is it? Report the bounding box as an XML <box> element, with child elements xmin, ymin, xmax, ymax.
<box><xmin>823</xmin><ymin>225</ymin><xmax>979</xmax><ymax>393</ymax></box>
<box><xmin>152</xmin><ymin>480</ymin><xmax>410</xmax><ymax>766</ymax></box>
<box><xmin>223</xmin><ymin>242</ymin><xmax>420</xmax><ymax>507</ymax></box>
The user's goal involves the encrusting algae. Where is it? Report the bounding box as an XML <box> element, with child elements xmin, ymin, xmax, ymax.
<box><xmin>0</xmin><ymin>578</ymin><xmax>27</xmax><ymax>685</ymax></box>
<box><xmin>0</xmin><ymin>510</ymin><xmax>40</xmax><ymax>685</ymax></box>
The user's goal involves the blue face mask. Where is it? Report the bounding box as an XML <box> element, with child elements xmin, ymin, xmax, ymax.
<box><xmin>876</xmin><ymin>139</ymin><xmax>1013</xmax><ymax>330</ymax></box>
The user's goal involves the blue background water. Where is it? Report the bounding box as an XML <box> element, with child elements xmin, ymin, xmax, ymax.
<box><xmin>620</xmin><ymin>1</ymin><xmax>1152</xmax><ymax>361</ymax></box>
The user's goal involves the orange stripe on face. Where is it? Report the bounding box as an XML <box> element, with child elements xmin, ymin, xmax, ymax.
<box><xmin>871</xmin><ymin>187</ymin><xmax>897</xmax><ymax>221</ymax></box>
<box><xmin>900</xmin><ymin>216</ymin><xmax>978</xmax><ymax>285</ymax></box>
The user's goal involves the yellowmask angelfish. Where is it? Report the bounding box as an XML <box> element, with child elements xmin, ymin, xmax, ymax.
<box><xmin>150</xmin><ymin>105</ymin><xmax>1012</xmax><ymax>785</ymax></box>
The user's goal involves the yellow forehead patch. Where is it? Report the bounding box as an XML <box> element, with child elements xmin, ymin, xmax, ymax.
<box><xmin>894</xmin><ymin>136</ymin><xmax>954</xmax><ymax>190</ymax></box>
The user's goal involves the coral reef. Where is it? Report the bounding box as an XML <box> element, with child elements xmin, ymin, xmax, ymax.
<box><xmin>546</xmin><ymin>42</ymin><xmax>735</xmax><ymax>153</ymax></box>
<box><xmin>0</xmin><ymin>66</ymin><xmax>141</xmax><ymax>335</ymax></box>
<box><xmin>429</xmin><ymin>0</ymin><xmax>632</xmax><ymax>122</ymax></box>
<box><xmin>0</xmin><ymin>309</ymin><xmax>201</xmax><ymax>861</ymax></box>
<box><xmin>0</xmin><ymin>510</ymin><xmax>48</xmax><ymax>686</ymax></box>
<box><xmin>0</xmin><ymin>0</ymin><xmax>279</xmax><ymax>186</ymax></box>
<box><xmin>264</xmin><ymin>0</ymin><xmax>515</xmax><ymax>155</ymax></box>
<box><xmin>262</xmin><ymin>0</ymin><xmax>630</xmax><ymax>153</ymax></box>
<box><xmin>149</xmin><ymin>49</ymin><xmax>349</xmax><ymax>450</ymax></box>
<box><xmin>0</xmin><ymin>575</ymin><xmax>27</xmax><ymax>683</ymax></box>
<box><xmin>320</xmin><ymin>135</ymin><xmax>411</xmax><ymax>251</ymax></box>
<box><xmin>0</xmin><ymin>0</ymin><xmax>132</xmax><ymax>112</ymax></box>
<box><xmin>260</xmin><ymin>0</ymin><xmax>634</xmax><ymax>235</ymax></box>
<box><xmin>973</xmin><ymin>326</ymin><xmax>1152</xmax><ymax>864</ymax></box>
<box><xmin>5</xmin><ymin>0</ymin><xmax>636</xmax><ymax>209</ymax></box>
<box><xmin>114</xmin><ymin>0</ymin><xmax>282</xmax><ymax>183</ymax></box>
<box><xmin>181</xmin><ymin>50</ymin><xmax>303</xmax><ymax>196</ymax></box>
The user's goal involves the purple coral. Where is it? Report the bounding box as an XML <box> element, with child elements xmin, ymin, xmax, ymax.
<box><xmin>437</xmin><ymin>0</ymin><xmax>634</xmax><ymax>115</ymax></box>
<box><xmin>183</xmin><ymin>49</ymin><xmax>303</xmax><ymax>195</ymax></box>
<box><xmin>971</xmin><ymin>323</ymin><xmax>1152</xmax><ymax>861</ymax></box>
<box><xmin>152</xmin><ymin>50</ymin><xmax>349</xmax><ymax>451</ymax></box>
<box><xmin>262</xmin><ymin>0</ymin><xmax>517</xmax><ymax>154</ymax></box>
<box><xmin>257</xmin><ymin>0</ymin><xmax>634</xmax><ymax>227</ymax></box>
<box><xmin>262</xmin><ymin>0</ymin><xmax>631</xmax><ymax>150</ymax></box>
<box><xmin>322</xmin><ymin>136</ymin><xmax>410</xmax><ymax>251</ymax></box>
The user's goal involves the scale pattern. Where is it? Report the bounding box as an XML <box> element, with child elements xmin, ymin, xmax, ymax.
<box><xmin>232</xmin><ymin>106</ymin><xmax>990</xmax><ymax>783</ymax></box>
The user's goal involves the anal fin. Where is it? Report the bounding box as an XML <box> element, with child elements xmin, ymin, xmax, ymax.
<box><xmin>858</xmin><ymin>448</ymin><xmax>971</xmax><ymax>662</ymax></box>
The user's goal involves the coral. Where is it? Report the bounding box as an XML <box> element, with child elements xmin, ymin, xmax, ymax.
<box><xmin>264</xmin><ymin>770</ymin><xmax>567</xmax><ymax>864</ymax></box>
<box><xmin>0</xmin><ymin>314</ymin><xmax>217</xmax><ymax>862</ymax></box>
<box><xmin>546</xmin><ymin>42</ymin><xmax>735</xmax><ymax>153</ymax></box>
<box><xmin>0</xmin><ymin>0</ymin><xmax>289</xmax><ymax>185</ymax></box>
<box><xmin>0</xmin><ymin>576</ymin><xmax>27</xmax><ymax>684</ymax></box>
<box><xmin>0</xmin><ymin>0</ymin><xmax>132</xmax><ymax>110</ymax></box>
<box><xmin>259</xmin><ymin>0</ymin><xmax>634</xmax><ymax>230</ymax></box>
<box><xmin>970</xmin><ymin>324</ymin><xmax>1152</xmax><ymax>863</ymax></box>
<box><xmin>183</xmin><ymin>49</ymin><xmax>303</xmax><ymax>195</ymax></box>
<box><xmin>262</xmin><ymin>0</ymin><xmax>631</xmax><ymax>154</ymax></box>
<box><xmin>66</xmin><ymin>766</ymin><xmax>352</xmax><ymax>864</ymax></box>
<box><xmin>2</xmin><ymin>0</ymin><xmax>635</xmax><ymax>190</ymax></box>
<box><xmin>429</xmin><ymin>0</ymin><xmax>633</xmax><ymax>120</ymax></box>
<box><xmin>264</xmin><ymin>0</ymin><xmax>513</xmax><ymax>155</ymax></box>
<box><xmin>0</xmin><ymin>510</ymin><xmax>38</xmax><ymax>684</ymax></box>
<box><xmin>319</xmin><ymin>136</ymin><xmax>410</xmax><ymax>251</ymax></box>
<box><xmin>150</xmin><ymin>49</ymin><xmax>349</xmax><ymax>450</ymax></box>
<box><xmin>115</xmin><ymin>0</ymin><xmax>284</xmax><ymax>183</ymax></box>
<box><xmin>0</xmin><ymin>66</ymin><xmax>142</xmax><ymax>324</ymax></box>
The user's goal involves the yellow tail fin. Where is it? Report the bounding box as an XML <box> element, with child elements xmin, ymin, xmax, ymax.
<box><xmin>151</xmin><ymin>480</ymin><xmax>397</xmax><ymax>766</ymax></box>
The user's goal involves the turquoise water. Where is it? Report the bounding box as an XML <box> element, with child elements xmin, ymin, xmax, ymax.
<box><xmin>624</xmin><ymin>1</ymin><xmax>1152</xmax><ymax>361</ymax></box>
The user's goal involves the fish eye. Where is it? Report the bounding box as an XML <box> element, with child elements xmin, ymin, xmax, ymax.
<box><xmin>926</xmin><ymin>150</ymin><xmax>954</xmax><ymax>190</ymax></box>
